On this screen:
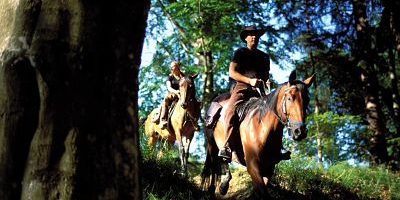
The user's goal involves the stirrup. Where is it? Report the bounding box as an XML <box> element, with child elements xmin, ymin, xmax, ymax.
<box><xmin>218</xmin><ymin>147</ymin><xmax>232</xmax><ymax>160</ymax></box>
<box><xmin>280</xmin><ymin>150</ymin><xmax>291</xmax><ymax>161</ymax></box>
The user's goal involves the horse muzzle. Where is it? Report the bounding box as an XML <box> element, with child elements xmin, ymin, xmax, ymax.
<box><xmin>290</xmin><ymin>125</ymin><xmax>307</xmax><ymax>141</ymax></box>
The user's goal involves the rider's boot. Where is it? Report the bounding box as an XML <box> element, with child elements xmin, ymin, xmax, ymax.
<box><xmin>279</xmin><ymin>147</ymin><xmax>291</xmax><ymax>161</ymax></box>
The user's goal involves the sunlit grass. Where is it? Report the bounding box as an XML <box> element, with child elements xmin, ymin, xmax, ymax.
<box><xmin>273</xmin><ymin>156</ymin><xmax>400</xmax><ymax>200</ymax></box>
<box><xmin>139</xmin><ymin>128</ymin><xmax>399</xmax><ymax>199</ymax></box>
<box><xmin>141</xmin><ymin>139</ymin><xmax>210</xmax><ymax>200</ymax></box>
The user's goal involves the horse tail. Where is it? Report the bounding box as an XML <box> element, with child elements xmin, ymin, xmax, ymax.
<box><xmin>200</xmin><ymin>127</ymin><xmax>222</xmax><ymax>194</ymax></box>
<box><xmin>144</xmin><ymin>110</ymin><xmax>157</xmax><ymax>147</ymax></box>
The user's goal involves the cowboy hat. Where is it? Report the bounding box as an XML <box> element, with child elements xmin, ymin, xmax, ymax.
<box><xmin>240</xmin><ymin>26</ymin><xmax>266</xmax><ymax>43</ymax></box>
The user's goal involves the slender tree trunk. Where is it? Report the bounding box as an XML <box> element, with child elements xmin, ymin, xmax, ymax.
<box><xmin>352</xmin><ymin>0</ymin><xmax>389</xmax><ymax>165</ymax></box>
<box><xmin>0</xmin><ymin>0</ymin><xmax>150</xmax><ymax>199</ymax></box>
<box><xmin>384</xmin><ymin>0</ymin><xmax>400</xmax><ymax>52</ymax></box>
<box><xmin>199</xmin><ymin>51</ymin><xmax>214</xmax><ymax>113</ymax></box>
<box><xmin>305</xmin><ymin>0</ymin><xmax>323</xmax><ymax>167</ymax></box>
<box><xmin>388</xmin><ymin>49</ymin><xmax>400</xmax><ymax>132</ymax></box>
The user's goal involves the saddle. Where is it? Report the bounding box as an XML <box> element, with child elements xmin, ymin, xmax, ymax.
<box><xmin>205</xmin><ymin>94</ymin><xmax>257</xmax><ymax>129</ymax></box>
<box><xmin>204</xmin><ymin>93</ymin><xmax>229</xmax><ymax>129</ymax></box>
<box><xmin>151</xmin><ymin>101</ymin><xmax>177</xmax><ymax>124</ymax></box>
<box><xmin>205</xmin><ymin>82</ymin><xmax>270</xmax><ymax>129</ymax></box>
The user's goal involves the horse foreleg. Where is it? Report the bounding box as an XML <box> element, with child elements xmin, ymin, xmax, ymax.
<box><xmin>246</xmin><ymin>158</ymin><xmax>269</xmax><ymax>198</ymax></box>
<box><xmin>175</xmin><ymin>132</ymin><xmax>185</xmax><ymax>173</ymax></box>
<box><xmin>183</xmin><ymin>137</ymin><xmax>193</xmax><ymax>172</ymax></box>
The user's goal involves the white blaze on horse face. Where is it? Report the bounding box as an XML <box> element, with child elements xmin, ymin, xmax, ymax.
<box><xmin>178</xmin><ymin>79</ymin><xmax>187</xmax><ymax>106</ymax></box>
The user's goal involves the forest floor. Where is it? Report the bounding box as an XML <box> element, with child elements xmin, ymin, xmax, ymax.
<box><xmin>142</xmin><ymin>151</ymin><xmax>398</xmax><ymax>200</ymax></box>
<box><xmin>191</xmin><ymin>163</ymin><xmax>311</xmax><ymax>200</ymax></box>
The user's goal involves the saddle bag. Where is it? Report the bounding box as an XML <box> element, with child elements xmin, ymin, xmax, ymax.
<box><xmin>205</xmin><ymin>102</ymin><xmax>223</xmax><ymax>129</ymax></box>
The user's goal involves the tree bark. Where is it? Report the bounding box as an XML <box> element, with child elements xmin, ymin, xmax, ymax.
<box><xmin>198</xmin><ymin>51</ymin><xmax>214</xmax><ymax>112</ymax></box>
<box><xmin>352</xmin><ymin>0</ymin><xmax>389</xmax><ymax>165</ymax></box>
<box><xmin>0</xmin><ymin>0</ymin><xmax>149</xmax><ymax>199</ymax></box>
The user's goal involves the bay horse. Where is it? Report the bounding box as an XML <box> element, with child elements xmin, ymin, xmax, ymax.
<box><xmin>144</xmin><ymin>74</ymin><xmax>200</xmax><ymax>173</ymax></box>
<box><xmin>201</xmin><ymin>71</ymin><xmax>315</xmax><ymax>197</ymax></box>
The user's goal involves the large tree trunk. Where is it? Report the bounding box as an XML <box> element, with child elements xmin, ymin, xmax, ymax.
<box><xmin>0</xmin><ymin>0</ymin><xmax>150</xmax><ymax>199</ymax></box>
<box><xmin>352</xmin><ymin>0</ymin><xmax>389</xmax><ymax>165</ymax></box>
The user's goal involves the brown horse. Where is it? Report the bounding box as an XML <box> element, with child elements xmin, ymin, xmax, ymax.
<box><xmin>201</xmin><ymin>71</ymin><xmax>315</xmax><ymax>197</ymax></box>
<box><xmin>144</xmin><ymin>74</ymin><xmax>200</xmax><ymax>172</ymax></box>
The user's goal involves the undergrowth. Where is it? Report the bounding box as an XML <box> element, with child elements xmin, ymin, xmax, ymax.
<box><xmin>139</xmin><ymin>128</ymin><xmax>399</xmax><ymax>199</ymax></box>
<box><xmin>141</xmin><ymin>144</ymin><xmax>211</xmax><ymax>200</ymax></box>
<box><xmin>272</xmin><ymin>156</ymin><xmax>400</xmax><ymax>200</ymax></box>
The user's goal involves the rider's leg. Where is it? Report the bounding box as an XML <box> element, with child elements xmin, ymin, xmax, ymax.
<box><xmin>160</xmin><ymin>93</ymin><xmax>174</xmax><ymax>129</ymax></box>
<box><xmin>218</xmin><ymin>105</ymin><xmax>235</xmax><ymax>160</ymax></box>
<box><xmin>218</xmin><ymin>85</ymin><xmax>246</xmax><ymax>160</ymax></box>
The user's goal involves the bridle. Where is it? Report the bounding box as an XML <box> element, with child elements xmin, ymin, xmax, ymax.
<box><xmin>179</xmin><ymin>77</ymin><xmax>198</xmax><ymax>130</ymax></box>
<box><xmin>272</xmin><ymin>84</ymin><xmax>306</xmax><ymax>132</ymax></box>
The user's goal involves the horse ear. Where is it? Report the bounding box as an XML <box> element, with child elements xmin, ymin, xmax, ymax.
<box><xmin>303</xmin><ymin>73</ymin><xmax>316</xmax><ymax>88</ymax></box>
<box><xmin>288</xmin><ymin>70</ymin><xmax>296</xmax><ymax>83</ymax></box>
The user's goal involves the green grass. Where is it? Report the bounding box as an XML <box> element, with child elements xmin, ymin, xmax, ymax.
<box><xmin>139</xmin><ymin>130</ymin><xmax>400</xmax><ymax>199</ymax></box>
<box><xmin>272</xmin><ymin>156</ymin><xmax>400</xmax><ymax>200</ymax></box>
<box><xmin>141</xmin><ymin>144</ymin><xmax>211</xmax><ymax>200</ymax></box>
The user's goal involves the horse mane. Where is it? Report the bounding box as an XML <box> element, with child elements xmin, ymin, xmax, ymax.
<box><xmin>237</xmin><ymin>84</ymin><xmax>284</xmax><ymax>123</ymax></box>
<box><xmin>183</xmin><ymin>76</ymin><xmax>197</xmax><ymax>100</ymax></box>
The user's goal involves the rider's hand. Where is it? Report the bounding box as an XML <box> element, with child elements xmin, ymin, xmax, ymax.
<box><xmin>249</xmin><ymin>78</ymin><xmax>260</xmax><ymax>87</ymax></box>
<box><xmin>174</xmin><ymin>90</ymin><xmax>180</xmax><ymax>96</ymax></box>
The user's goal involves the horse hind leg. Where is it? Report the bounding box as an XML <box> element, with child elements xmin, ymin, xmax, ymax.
<box><xmin>144</xmin><ymin>119</ymin><xmax>157</xmax><ymax>149</ymax></box>
<box><xmin>219</xmin><ymin>161</ymin><xmax>231</xmax><ymax>195</ymax></box>
<box><xmin>201</xmin><ymin>128</ymin><xmax>221</xmax><ymax>195</ymax></box>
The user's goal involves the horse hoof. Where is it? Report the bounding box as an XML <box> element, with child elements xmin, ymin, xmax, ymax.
<box><xmin>219</xmin><ymin>181</ymin><xmax>229</xmax><ymax>195</ymax></box>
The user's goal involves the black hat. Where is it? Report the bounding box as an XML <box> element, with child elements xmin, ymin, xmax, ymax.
<box><xmin>240</xmin><ymin>26</ymin><xmax>266</xmax><ymax>43</ymax></box>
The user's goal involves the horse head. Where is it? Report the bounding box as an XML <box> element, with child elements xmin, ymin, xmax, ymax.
<box><xmin>178</xmin><ymin>74</ymin><xmax>197</xmax><ymax>109</ymax></box>
<box><xmin>283</xmin><ymin>71</ymin><xmax>315</xmax><ymax>141</ymax></box>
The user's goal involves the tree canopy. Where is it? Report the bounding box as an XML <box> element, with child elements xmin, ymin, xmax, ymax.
<box><xmin>140</xmin><ymin>0</ymin><xmax>400</xmax><ymax>170</ymax></box>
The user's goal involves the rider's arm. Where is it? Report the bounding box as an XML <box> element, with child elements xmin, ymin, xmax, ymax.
<box><xmin>166</xmin><ymin>80</ymin><xmax>179</xmax><ymax>95</ymax></box>
<box><xmin>229</xmin><ymin>61</ymin><xmax>258</xmax><ymax>87</ymax></box>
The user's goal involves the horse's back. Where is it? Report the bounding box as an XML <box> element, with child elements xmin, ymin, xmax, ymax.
<box><xmin>145</xmin><ymin>108</ymin><xmax>173</xmax><ymax>140</ymax></box>
<box><xmin>144</xmin><ymin>109</ymin><xmax>157</xmax><ymax>137</ymax></box>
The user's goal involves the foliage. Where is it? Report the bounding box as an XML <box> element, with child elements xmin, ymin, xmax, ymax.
<box><xmin>141</xmin><ymin>0</ymin><xmax>400</xmax><ymax>170</ymax></box>
<box><xmin>293</xmin><ymin>112</ymin><xmax>366</xmax><ymax>166</ymax></box>
<box><xmin>141</xmin><ymin>147</ymin><xmax>210</xmax><ymax>200</ymax></box>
